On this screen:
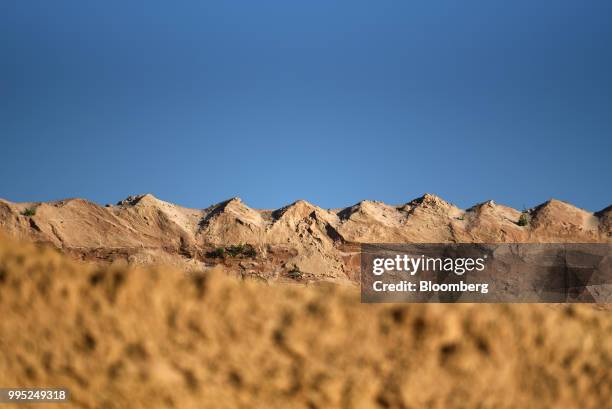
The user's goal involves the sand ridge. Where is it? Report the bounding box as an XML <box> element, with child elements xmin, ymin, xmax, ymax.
<box><xmin>1</xmin><ymin>194</ymin><xmax>609</xmax><ymax>283</ymax></box>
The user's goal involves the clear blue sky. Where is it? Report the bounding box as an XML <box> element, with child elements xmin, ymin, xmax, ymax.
<box><xmin>1</xmin><ymin>1</ymin><xmax>611</xmax><ymax>211</ymax></box>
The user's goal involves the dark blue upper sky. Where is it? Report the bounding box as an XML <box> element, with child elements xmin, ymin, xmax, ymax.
<box><xmin>1</xmin><ymin>1</ymin><xmax>611</xmax><ymax>211</ymax></box>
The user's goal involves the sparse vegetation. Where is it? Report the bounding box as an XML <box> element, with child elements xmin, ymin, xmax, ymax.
<box><xmin>517</xmin><ymin>212</ymin><xmax>530</xmax><ymax>227</ymax></box>
<box><xmin>206</xmin><ymin>247</ymin><xmax>226</xmax><ymax>259</ymax></box>
<box><xmin>287</xmin><ymin>266</ymin><xmax>303</xmax><ymax>280</ymax></box>
<box><xmin>21</xmin><ymin>207</ymin><xmax>36</xmax><ymax>217</ymax></box>
<box><xmin>225</xmin><ymin>244</ymin><xmax>257</xmax><ymax>258</ymax></box>
<box><xmin>206</xmin><ymin>244</ymin><xmax>257</xmax><ymax>259</ymax></box>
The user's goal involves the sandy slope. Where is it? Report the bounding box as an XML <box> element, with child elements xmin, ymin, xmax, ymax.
<box><xmin>0</xmin><ymin>236</ymin><xmax>610</xmax><ymax>409</ymax></box>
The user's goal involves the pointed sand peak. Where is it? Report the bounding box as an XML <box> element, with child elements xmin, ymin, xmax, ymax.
<box><xmin>529</xmin><ymin>198</ymin><xmax>596</xmax><ymax>232</ymax></box>
<box><xmin>221</xmin><ymin>197</ymin><xmax>246</xmax><ymax>210</ymax></box>
<box><xmin>337</xmin><ymin>200</ymin><xmax>383</xmax><ymax>220</ymax></box>
<box><xmin>466</xmin><ymin>199</ymin><xmax>499</xmax><ymax>213</ymax></box>
<box><xmin>201</xmin><ymin>197</ymin><xmax>263</xmax><ymax>228</ymax></box>
<box><xmin>116</xmin><ymin>193</ymin><xmax>163</xmax><ymax>207</ymax></box>
<box><xmin>414</xmin><ymin>193</ymin><xmax>450</xmax><ymax>206</ymax></box>
<box><xmin>272</xmin><ymin>199</ymin><xmax>322</xmax><ymax>221</ymax></box>
<box><xmin>400</xmin><ymin>194</ymin><xmax>454</xmax><ymax>214</ymax></box>
<box><xmin>531</xmin><ymin>198</ymin><xmax>590</xmax><ymax>216</ymax></box>
<box><xmin>203</xmin><ymin>197</ymin><xmax>245</xmax><ymax>212</ymax></box>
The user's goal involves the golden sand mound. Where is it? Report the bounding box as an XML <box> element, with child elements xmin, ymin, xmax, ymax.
<box><xmin>0</xmin><ymin>237</ymin><xmax>610</xmax><ymax>409</ymax></box>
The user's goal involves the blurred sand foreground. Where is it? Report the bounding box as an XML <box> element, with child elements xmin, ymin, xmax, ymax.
<box><xmin>0</xmin><ymin>236</ymin><xmax>610</xmax><ymax>409</ymax></box>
